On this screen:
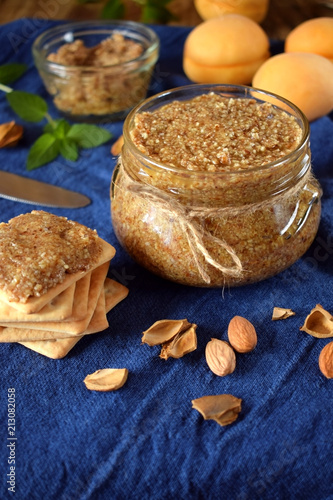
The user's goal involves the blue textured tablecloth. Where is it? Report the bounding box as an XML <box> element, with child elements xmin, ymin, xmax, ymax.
<box><xmin>0</xmin><ymin>19</ymin><xmax>333</xmax><ymax>500</ymax></box>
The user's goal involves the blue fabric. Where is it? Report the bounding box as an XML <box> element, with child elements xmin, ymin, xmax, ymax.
<box><xmin>0</xmin><ymin>19</ymin><xmax>333</xmax><ymax>500</ymax></box>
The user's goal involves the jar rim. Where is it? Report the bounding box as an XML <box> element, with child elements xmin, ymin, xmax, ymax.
<box><xmin>123</xmin><ymin>83</ymin><xmax>310</xmax><ymax>178</ymax></box>
<box><xmin>32</xmin><ymin>20</ymin><xmax>160</xmax><ymax>71</ymax></box>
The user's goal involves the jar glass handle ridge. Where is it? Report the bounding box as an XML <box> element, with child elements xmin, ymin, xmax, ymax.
<box><xmin>281</xmin><ymin>182</ymin><xmax>321</xmax><ymax>240</ymax></box>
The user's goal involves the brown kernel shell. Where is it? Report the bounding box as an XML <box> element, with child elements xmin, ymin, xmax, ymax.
<box><xmin>0</xmin><ymin>121</ymin><xmax>23</xmax><ymax>148</ymax></box>
<box><xmin>84</xmin><ymin>368</ymin><xmax>128</xmax><ymax>391</ymax></box>
<box><xmin>192</xmin><ymin>394</ymin><xmax>242</xmax><ymax>426</ymax></box>
<box><xmin>142</xmin><ymin>318</ymin><xmax>191</xmax><ymax>346</ymax></box>
<box><xmin>272</xmin><ymin>307</ymin><xmax>296</xmax><ymax>320</ymax></box>
<box><xmin>111</xmin><ymin>135</ymin><xmax>124</xmax><ymax>156</ymax></box>
<box><xmin>159</xmin><ymin>324</ymin><xmax>197</xmax><ymax>360</ymax></box>
<box><xmin>300</xmin><ymin>304</ymin><xmax>333</xmax><ymax>338</ymax></box>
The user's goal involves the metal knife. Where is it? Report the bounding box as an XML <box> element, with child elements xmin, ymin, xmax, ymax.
<box><xmin>0</xmin><ymin>171</ymin><xmax>90</xmax><ymax>208</ymax></box>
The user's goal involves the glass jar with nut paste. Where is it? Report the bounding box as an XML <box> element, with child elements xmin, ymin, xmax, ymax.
<box><xmin>110</xmin><ymin>84</ymin><xmax>322</xmax><ymax>287</ymax></box>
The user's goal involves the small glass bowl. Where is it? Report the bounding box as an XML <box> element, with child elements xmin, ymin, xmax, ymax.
<box><xmin>32</xmin><ymin>20</ymin><xmax>160</xmax><ymax>122</ymax></box>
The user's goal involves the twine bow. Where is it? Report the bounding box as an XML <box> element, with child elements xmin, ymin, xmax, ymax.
<box><xmin>115</xmin><ymin>159</ymin><xmax>244</xmax><ymax>284</ymax></box>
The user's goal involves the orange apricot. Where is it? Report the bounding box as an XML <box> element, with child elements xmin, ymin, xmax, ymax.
<box><xmin>194</xmin><ymin>0</ymin><xmax>269</xmax><ymax>23</ymax></box>
<box><xmin>252</xmin><ymin>52</ymin><xmax>333</xmax><ymax>121</ymax></box>
<box><xmin>285</xmin><ymin>17</ymin><xmax>333</xmax><ymax>62</ymax></box>
<box><xmin>183</xmin><ymin>14</ymin><xmax>270</xmax><ymax>85</ymax></box>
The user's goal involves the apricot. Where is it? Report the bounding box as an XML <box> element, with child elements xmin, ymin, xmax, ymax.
<box><xmin>183</xmin><ymin>15</ymin><xmax>270</xmax><ymax>85</ymax></box>
<box><xmin>252</xmin><ymin>52</ymin><xmax>333</xmax><ymax>121</ymax></box>
<box><xmin>194</xmin><ymin>0</ymin><xmax>269</xmax><ymax>23</ymax></box>
<box><xmin>285</xmin><ymin>17</ymin><xmax>333</xmax><ymax>62</ymax></box>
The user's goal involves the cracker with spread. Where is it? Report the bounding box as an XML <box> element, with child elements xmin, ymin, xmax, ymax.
<box><xmin>0</xmin><ymin>211</ymin><xmax>128</xmax><ymax>358</ymax></box>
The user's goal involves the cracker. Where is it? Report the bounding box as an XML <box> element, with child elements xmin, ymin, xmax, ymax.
<box><xmin>104</xmin><ymin>277</ymin><xmax>129</xmax><ymax>312</ymax></box>
<box><xmin>0</xmin><ymin>283</ymin><xmax>75</xmax><ymax>322</ymax></box>
<box><xmin>16</xmin><ymin>291</ymin><xmax>106</xmax><ymax>359</ymax></box>
<box><xmin>0</xmin><ymin>273</ymin><xmax>91</xmax><ymax>328</ymax></box>
<box><xmin>19</xmin><ymin>335</ymin><xmax>84</xmax><ymax>359</ymax></box>
<box><xmin>85</xmin><ymin>284</ymin><xmax>108</xmax><ymax>334</ymax></box>
<box><xmin>0</xmin><ymin>262</ymin><xmax>109</xmax><ymax>342</ymax></box>
<box><xmin>0</xmin><ymin>238</ymin><xmax>115</xmax><ymax>314</ymax></box>
<box><xmin>84</xmin><ymin>278</ymin><xmax>129</xmax><ymax>335</ymax></box>
<box><xmin>17</xmin><ymin>293</ymin><xmax>107</xmax><ymax>358</ymax></box>
<box><xmin>17</xmin><ymin>278</ymin><xmax>129</xmax><ymax>358</ymax></box>
<box><xmin>63</xmin><ymin>272</ymin><xmax>91</xmax><ymax>322</ymax></box>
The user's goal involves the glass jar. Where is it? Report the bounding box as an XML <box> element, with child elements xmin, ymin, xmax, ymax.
<box><xmin>32</xmin><ymin>21</ymin><xmax>159</xmax><ymax>122</ymax></box>
<box><xmin>110</xmin><ymin>84</ymin><xmax>322</xmax><ymax>287</ymax></box>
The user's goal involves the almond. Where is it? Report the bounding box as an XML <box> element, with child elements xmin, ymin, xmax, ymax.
<box><xmin>319</xmin><ymin>341</ymin><xmax>333</xmax><ymax>379</ymax></box>
<box><xmin>205</xmin><ymin>338</ymin><xmax>236</xmax><ymax>376</ymax></box>
<box><xmin>227</xmin><ymin>315</ymin><xmax>257</xmax><ymax>353</ymax></box>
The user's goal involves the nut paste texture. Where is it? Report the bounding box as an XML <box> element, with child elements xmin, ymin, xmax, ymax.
<box><xmin>44</xmin><ymin>34</ymin><xmax>149</xmax><ymax>117</ymax></box>
<box><xmin>0</xmin><ymin>211</ymin><xmax>102</xmax><ymax>302</ymax></box>
<box><xmin>111</xmin><ymin>91</ymin><xmax>321</xmax><ymax>287</ymax></box>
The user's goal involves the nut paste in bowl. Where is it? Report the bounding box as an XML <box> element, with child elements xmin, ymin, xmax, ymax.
<box><xmin>33</xmin><ymin>21</ymin><xmax>159</xmax><ymax>121</ymax></box>
<box><xmin>111</xmin><ymin>84</ymin><xmax>322</xmax><ymax>287</ymax></box>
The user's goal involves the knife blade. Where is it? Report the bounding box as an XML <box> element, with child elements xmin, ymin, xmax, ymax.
<box><xmin>0</xmin><ymin>171</ymin><xmax>90</xmax><ymax>208</ymax></box>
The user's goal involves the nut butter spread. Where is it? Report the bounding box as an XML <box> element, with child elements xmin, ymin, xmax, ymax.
<box><xmin>47</xmin><ymin>34</ymin><xmax>143</xmax><ymax>67</ymax></box>
<box><xmin>0</xmin><ymin>211</ymin><xmax>102</xmax><ymax>302</ymax></box>
<box><xmin>112</xmin><ymin>91</ymin><xmax>321</xmax><ymax>287</ymax></box>
<box><xmin>46</xmin><ymin>34</ymin><xmax>145</xmax><ymax>117</ymax></box>
<box><xmin>130</xmin><ymin>93</ymin><xmax>303</xmax><ymax>172</ymax></box>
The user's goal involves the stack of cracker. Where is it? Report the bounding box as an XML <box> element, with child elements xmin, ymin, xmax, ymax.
<box><xmin>0</xmin><ymin>211</ymin><xmax>128</xmax><ymax>359</ymax></box>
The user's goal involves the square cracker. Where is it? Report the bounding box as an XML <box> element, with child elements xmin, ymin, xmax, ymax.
<box><xmin>0</xmin><ymin>272</ymin><xmax>91</xmax><ymax>327</ymax></box>
<box><xmin>17</xmin><ymin>288</ymin><xmax>106</xmax><ymax>359</ymax></box>
<box><xmin>19</xmin><ymin>335</ymin><xmax>84</xmax><ymax>359</ymax></box>
<box><xmin>0</xmin><ymin>238</ymin><xmax>115</xmax><ymax>314</ymax></box>
<box><xmin>0</xmin><ymin>283</ymin><xmax>75</xmax><ymax>322</ymax></box>
<box><xmin>18</xmin><ymin>278</ymin><xmax>129</xmax><ymax>359</ymax></box>
<box><xmin>103</xmin><ymin>277</ymin><xmax>129</xmax><ymax>315</ymax></box>
<box><xmin>0</xmin><ymin>262</ymin><xmax>109</xmax><ymax>342</ymax></box>
<box><xmin>84</xmin><ymin>277</ymin><xmax>129</xmax><ymax>336</ymax></box>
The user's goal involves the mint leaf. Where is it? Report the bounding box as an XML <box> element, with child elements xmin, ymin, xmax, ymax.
<box><xmin>101</xmin><ymin>0</ymin><xmax>125</xmax><ymax>19</ymax></box>
<box><xmin>146</xmin><ymin>0</ymin><xmax>172</xmax><ymax>6</ymax></box>
<box><xmin>44</xmin><ymin>118</ymin><xmax>71</xmax><ymax>138</ymax></box>
<box><xmin>6</xmin><ymin>90</ymin><xmax>48</xmax><ymax>123</ymax></box>
<box><xmin>0</xmin><ymin>63</ymin><xmax>27</xmax><ymax>85</ymax></box>
<box><xmin>27</xmin><ymin>133</ymin><xmax>60</xmax><ymax>170</ymax></box>
<box><xmin>59</xmin><ymin>138</ymin><xmax>79</xmax><ymax>162</ymax></box>
<box><xmin>142</xmin><ymin>3</ymin><xmax>173</xmax><ymax>23</ymax></box>
<box><xmin>67</xmin><ymin>124</ymin><xmax>111</xmax><ymax>148</ymax></box>
<box><xmin>54</xmin><ymin>119</ymin><xmax>71</xmax><ymax>138</ymax></box>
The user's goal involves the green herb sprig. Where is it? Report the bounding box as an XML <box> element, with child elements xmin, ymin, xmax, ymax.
<box><xmin>78</xmin><ymin>0</ymin><xmax>175</xmax><ymax>24</ymax></box>
<box><xmin>0</xmin><ymin>63</ymin><xmax>112</xmax><ymax>170</ymax></box>
<box><xmin>0</xmin><ymin>63</ymin><xmax>28</xmax><ymax>85</ymax></box>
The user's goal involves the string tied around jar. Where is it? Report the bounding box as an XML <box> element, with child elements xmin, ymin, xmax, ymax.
<box><xmin>114</xmin><ymin>157</ymin><xmax>245</xmax><ymax>284</ymax></box>
<box><xmin>112</xmin><ymin>157</ymin><xmax>320</xmax><ymax>285</ymax></box>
